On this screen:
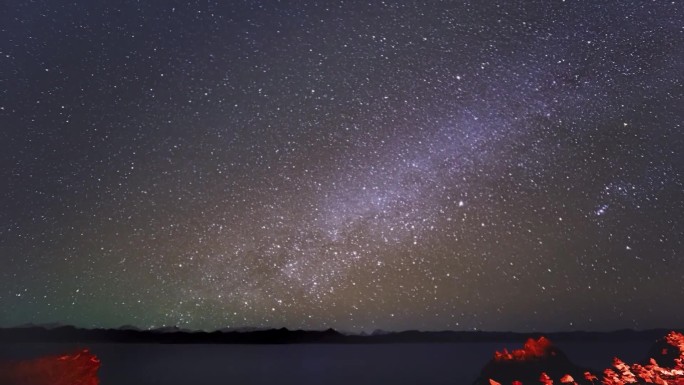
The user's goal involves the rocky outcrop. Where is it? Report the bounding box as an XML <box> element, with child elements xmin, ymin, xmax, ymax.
<box><xmin>474</xmin><ymin>332</ymin><xmax>684</xmax><ymax>385</ymax></box>
<box><xmin>0</xmin><ymin>349</ymin><xmax>100</xmax><ymax>385</ymax></box>
<box><xmin>473</xmin><ymin>336</ymin><xmax>594</xmax><ymax>385</ymax></box>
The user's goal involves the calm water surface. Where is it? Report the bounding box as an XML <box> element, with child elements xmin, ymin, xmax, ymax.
<box><xmin>0</xmin><ymin>341</ymin><xmax>654</xmax><ymax>385</ymax></box>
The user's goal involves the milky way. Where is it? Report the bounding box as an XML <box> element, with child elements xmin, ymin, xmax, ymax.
<box><xmin>1</xmin><ymin>1</ymin><xmax>682</xmax><ymax>332</ymax></box>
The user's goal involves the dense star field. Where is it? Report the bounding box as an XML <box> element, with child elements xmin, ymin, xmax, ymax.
<box><xmin>1</xmin><ymin>1</ymin><xmax>682</xmax><ymax>332</ymax></box>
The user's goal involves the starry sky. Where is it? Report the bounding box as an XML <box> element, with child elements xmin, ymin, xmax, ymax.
<box><xmin>1</xmin><ymin>1</ymin><xmax>682</xmax><ymax>333</ymax></box>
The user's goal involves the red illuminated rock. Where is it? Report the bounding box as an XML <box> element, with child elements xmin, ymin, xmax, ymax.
<box><xmin>477</xmin><ymin>331</ymin><xmax>684</xmax><ymax>385</ymax></box>
<box><xmin>0</xmin><ymin>349</ymin><xmax>100</xmax><ymax>385</ymax></box>
<box><xmin>476</xmin><ymin>337</ymin><xmax>590</xmax><ymax>385</ymax></box>
<box><xmin>494</xmin><ymin>337</ymin><xmax>555</xmax><ymax>362</ymax></box>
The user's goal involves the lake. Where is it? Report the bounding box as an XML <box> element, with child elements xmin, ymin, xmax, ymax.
<box><xmin>0</xmin><ymin>341</ymin><xmax>654</xmax><ymax>385</ymax></box>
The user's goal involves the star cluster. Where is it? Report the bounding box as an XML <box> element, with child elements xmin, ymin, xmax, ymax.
<box><xmin>1</xmin><ymin>1</ymin><xmax>682</xmax><ymax>332</ymax></box>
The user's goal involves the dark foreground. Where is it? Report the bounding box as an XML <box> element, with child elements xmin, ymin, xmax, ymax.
<box><xmin>0</xmin><ymin>340</ymin><xmax>656</xmax><ymax>385</ymax></box>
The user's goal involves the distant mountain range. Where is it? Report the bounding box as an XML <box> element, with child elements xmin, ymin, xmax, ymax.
<box><xmin>0</xmin><ymin>325</ymin><xmax>681</xmax><ymax>344</ymax></box>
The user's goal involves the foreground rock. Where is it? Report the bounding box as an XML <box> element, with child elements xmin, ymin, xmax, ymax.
<box><xmin>473</xmin><ymin>336</ymin><xmax>594</xmax><ymax>385</ymax></box>
<box><xmin>0</xmin><ymin>349</ymin><xmax>100</xmax><ymax>385</ymax></box>
<box><xmin>473</xmin><ymin>332</ymin><xmax>684</xmax><ymax>385</ymax></box>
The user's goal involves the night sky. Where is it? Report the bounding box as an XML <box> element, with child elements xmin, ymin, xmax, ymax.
<box><xmin>1</xmin><ymin>1</ymin><xmax>682</xmax><ymax>333</ymax></box>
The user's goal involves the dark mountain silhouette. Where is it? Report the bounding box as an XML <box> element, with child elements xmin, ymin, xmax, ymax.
<box><xmin>117</xmin><ymin>324</ymin><xmax>141</xmax><ymax>331</ymax></box>
<box><xmin>0</xmin><ymin>325</ymin><xmax>679</xmax><ymax>345</ymax></box>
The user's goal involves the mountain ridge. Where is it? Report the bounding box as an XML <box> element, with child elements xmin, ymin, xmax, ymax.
<box><xmin>1</xmin><ymin>325</ymin><xmax>681</xmax><ymax>345</ymax></box>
